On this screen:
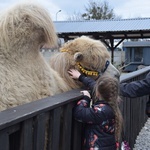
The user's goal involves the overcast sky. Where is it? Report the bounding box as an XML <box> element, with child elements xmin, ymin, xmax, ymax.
<box><xmin>1</xmin><ymin>0</ymin><xmax>150</xmax><ymax>21</ymax></box>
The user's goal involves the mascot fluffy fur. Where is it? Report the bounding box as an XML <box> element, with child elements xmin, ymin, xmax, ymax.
<box><xmin>0</xmin><ymin>2</ymin><xmax>120</xmax><ymax>150</ymax></box>
<box><xmin>0</xmin><ymin>2</ymin><xmax>120</xmax><ymax>112</ymax></box>
<box><xmin>50</xmin><ymin>36</ymin><xmax>120</xmax><ymax>89</ymax></box>
<box><xmin>0</xmin><ymin>2</ymin><xmax>70</xmax><ymax>111</ymax></box>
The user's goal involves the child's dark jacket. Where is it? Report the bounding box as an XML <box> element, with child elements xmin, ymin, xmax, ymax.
<box><xmin>74</xmin><ymin>95</ymin><xmax>116</xmax><ymax>150</ymax></box>
<box><xmin>78</xmin><ymin>74</ymin><xmax>96</xmax><ymax>92</ymax></box>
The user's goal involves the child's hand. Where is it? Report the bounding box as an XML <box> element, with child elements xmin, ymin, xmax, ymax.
<box><xmin>80</xmin><ymin>90</ymin><xmax>91</xmax><ymax>98</ymax></box>
<box><xmin>68</xmin><ymin>69</ymin><xmax>81</xmax><ymax>79</ymax></box>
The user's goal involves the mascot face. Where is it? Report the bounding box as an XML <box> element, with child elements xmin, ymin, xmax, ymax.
<box><xmin>0</xmin><ymin>2</ymin><xmax>57</xmax><ymax>52</ymax></box>
<box><xmin>60</xmin><ymin>36</ymin><xmax>120</xmax><ymax>79</ymax></box>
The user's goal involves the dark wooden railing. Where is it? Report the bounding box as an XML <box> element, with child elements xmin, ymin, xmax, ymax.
<box><xmin>0</xmin><ymin>66</ymin><xmax>150</xmax><ymax>150</ymax></box>
<box><xmin>0</xmin><ymin>90</ymin><xmax>84</xmax><ymax>150</ymax></box>
<box><xmin>120</xmin><ymin>66</ymin><xmax>150</xmax><ymax>149</ymax></box>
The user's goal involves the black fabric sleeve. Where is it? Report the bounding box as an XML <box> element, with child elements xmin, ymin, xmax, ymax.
<box><xmin>73</xmin><ymin>98</ymin><xmax>110</xmax><ymax>124</ymax></box>
<box><xmin>78</xmin><ymin>74</ymin><xmax>96</xmax><ymax>92</ymax></box>
<box><xmin>120</xmin><ymin>72</ymin><xmax>150</xmax><ymax>97</ymax></box>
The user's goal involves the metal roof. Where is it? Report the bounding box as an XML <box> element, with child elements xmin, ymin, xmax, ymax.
<box><xmin>54</xmin><ymin>18</ymin><xmax>150</xmax><ymax>34</ymax></box>
<box><xmin>54</xmin><ymin>18</ymin><xmax>150</xmax><ymax>64</ymax></box>
<box><xmin>123</xmin><ymin>41</ymin><xmax>150</xmax><ymax>47</ymax></box>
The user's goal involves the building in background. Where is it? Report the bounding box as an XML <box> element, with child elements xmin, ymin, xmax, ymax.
<box><xmin>108</xmin><ymin>41</ymin><xmax>125</xmax><ymax>68</ymax></box>
<box><xmin>122</xmin><ymin>40</ymin><xmax>150</xmax><ymax>72</ymax></box>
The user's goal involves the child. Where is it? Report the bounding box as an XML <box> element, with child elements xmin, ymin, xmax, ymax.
<box><xmin>68</xmin><ymin>69</ymin><xmax>123</xmax><ymax>150</ymax></box>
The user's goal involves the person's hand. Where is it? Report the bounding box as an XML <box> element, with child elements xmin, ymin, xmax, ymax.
<box><xmin>80</xmin><ymin>90</ymin><xmax>91</xmax><ymax>98</ymax></box>
<box><xmin>68</xmin><ymin>69</ymin><xmax>81</xmax><ymax>79</ymax></box>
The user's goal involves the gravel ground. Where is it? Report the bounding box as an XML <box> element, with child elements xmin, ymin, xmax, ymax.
<box><xmin>133</xmin><ymin>118</ymin><xmax>150</xmax><ymax>150</ymax></box>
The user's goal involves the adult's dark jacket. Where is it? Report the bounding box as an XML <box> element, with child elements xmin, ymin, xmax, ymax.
<box><xmin>120</xmin><ymin>72</ymin><xmax>150</xmax><ymax>97</ymax></box>
<box><xmin>120</xmin><ymin>71</ymin><xmax>150</xmax><ymax>117</ymax></box>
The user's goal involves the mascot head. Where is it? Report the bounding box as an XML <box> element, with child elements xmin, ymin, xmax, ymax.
<box><xmin>50</xmin><ymin>36</ymin><xmax>120</xmax><ymax>89</ymax></box>
<box><xmin>0</xmin><ymin>2</ymin><xmax>70</xmax><ymax>111</ymax></box>
<box><xmin>0</xmin><ymin>1</ymin><xmax>57</xmax><ymax>52</ymax></box>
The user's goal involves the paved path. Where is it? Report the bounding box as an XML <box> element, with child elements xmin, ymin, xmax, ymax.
<box><xmin>133</xmin><ymin>118</ymin><xmax>150</xmax><ymax>150</ymax></box>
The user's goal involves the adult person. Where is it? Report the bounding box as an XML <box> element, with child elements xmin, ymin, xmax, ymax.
<box><xmin>120</xmin><ymin>72</ymin><xmax>150</xmax><ymax>117</ymax></box>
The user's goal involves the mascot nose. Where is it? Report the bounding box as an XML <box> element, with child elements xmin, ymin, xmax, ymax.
<box><xmin>115</xmin><ymin>72</ymin><xmax>120</xmax><ymax>80</ymax></box>
<box><xmin>114</xmin><ymin>71</ymin><xmax>120</xmax><ymax>80</ymax></box>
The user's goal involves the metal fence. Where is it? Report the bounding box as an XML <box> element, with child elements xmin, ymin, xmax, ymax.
<box><xmin>0</xmin><ymin>66</ymin><xmax>150</xmax><ymax>150</ymax></box>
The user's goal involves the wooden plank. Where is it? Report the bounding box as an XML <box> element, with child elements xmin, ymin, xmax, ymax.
<box><xmin>33</xmin><ymin>113</ymin><xmax>48</xmax><ymax>150</ymax></box>
<box><xmin>51</xmin><ymin>108</ymin><xmax>61</xmax><ymax>150</ymax></box>
<box><xmin>0</xmin><ymin>129</ymin><xmax>9</xmax><ymax>150</ymax></box>
<box><xmin>20</xmin><ymin>118</ymin><xmax>33</xmax><ymax>150</ymax></box>
<box><xmin>61</xmin><ymin>104</ymin><xmax>73</xmax><ymax>150</ymax></box>
<box><xmin>9</xmin><ymin>130</ymin><xmax>20</xmax><ymax>150</ymax></box>
<box><xmin>71</xmin><ymin>120</ymin><xmax>83</xmax><ymax>150</ymax></box>
<box><xmin>0</xmin><ymin>124</ymin><xmax>20</xmax><ymax>150</ymax></box>
<box><xmin>47</xmin><ymin>107</ymin><xmax>61</xmax><ymax>150</ymax></box>
<box><xmin>130</xmin><ymin>97</ymin><xmax>135</xmax><ymax>148</ymax></box>
<box><xmin>0</xmin><ymin>89</ymin><xmax>82</xmax><ymax>130</ymax></box>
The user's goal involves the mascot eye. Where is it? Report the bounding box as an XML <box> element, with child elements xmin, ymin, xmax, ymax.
<box><xmin>74</xmin><ymin>52</ymin><xmax>83</xmax><ymax>61</ymax></box>
<box><xmin>91</xmin><ymin>66</ymin><xmax>97</xmax><ymax>70</ymax></box>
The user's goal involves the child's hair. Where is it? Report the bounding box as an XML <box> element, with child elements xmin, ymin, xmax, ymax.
<box><xmin>94</xmin><ymin>75</ymin><xmax>123</xmax><ymax>142</ymax></box>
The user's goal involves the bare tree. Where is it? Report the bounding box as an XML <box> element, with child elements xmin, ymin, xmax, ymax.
<box><xmin>82</xmin><ymin>0</ymin><xmax>116</xmax><ymax>20</ymax></box>
<box><xmin>67</xmin><ymin>0</ymin><xmax>121</xmax><ymax>21</ymax></box>
<box><xmin>67</xmin><ymin>12</ymin><xmax>83</xmax><ymax>21</ymax></box>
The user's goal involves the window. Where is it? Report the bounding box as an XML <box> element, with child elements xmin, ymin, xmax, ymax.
<box><xmin>134</xmin><ymin>48</ymin><xmax>143</xmax><ymax>62</ymax></box>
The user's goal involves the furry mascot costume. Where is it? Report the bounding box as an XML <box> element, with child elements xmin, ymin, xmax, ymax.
<box><xmin>0</xmin><ymin>2</ymin><xmax>70</xmax><ymax>111</ymax></box>
<box><xmin>50</xmin><ymin>36</ymin><xmax>120</xmax><ymax>89</ymax></box>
